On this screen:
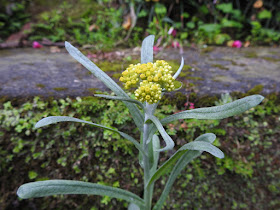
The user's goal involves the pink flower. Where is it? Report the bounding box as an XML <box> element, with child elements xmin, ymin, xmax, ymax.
<box><xmin>189</xmin><ymin>103</ymin><xmax>195</xmax><ymax>109</ymax></box>
<box><xmin>168</xmin><ymin>27</ymin><xmax>177</xmax><ymax>37</ymax></box>
<box><xmin>32</xmin><ymin>41</ymin><xmax>43</xmax><ymax>49</ymax></box>
<box><xmin>87</xmin><ymin>53</ymin><xmax>97</xmax><ymax>59</ymax></box>
<box><xmin>172</xmin><ymin>41</ymin><xmax>180</xmax><ymax>48</ymax></box>
<box><xmin>153</xmin><ymin>46</ymin><xmax>160</xmax><ymax>52</ymax></box>
<box><xmin>232</xmin><ymin>40</ymin><xmax>242</xmax><ymax>48</ymax></box>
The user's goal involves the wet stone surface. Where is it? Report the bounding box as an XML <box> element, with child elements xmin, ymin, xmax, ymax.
<box><xmin>0</xmin><ymin>46</ymin><xmax>280</xmax><ymax>98</ymax></box>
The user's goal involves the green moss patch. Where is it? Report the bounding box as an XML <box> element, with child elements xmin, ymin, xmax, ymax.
<box><xmin>53</xmin><ymin>87</ymin><xmax>68</xmax><ymax>91</ymax></box>
<box><xmin>211</xmin><ymin>64</ymin><xmax>229</xmax><ymax>70</ymax></box>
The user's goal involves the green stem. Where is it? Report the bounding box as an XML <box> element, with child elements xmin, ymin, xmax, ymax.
<box><xmin>143</xmin><ymin>112</ymin><xmax>153</xmax><ymax>209</ymax></box>
<box><xmin>143</xmin><ymin>123</ymin><xmax>152</xmax><ymax>209</ymax></box>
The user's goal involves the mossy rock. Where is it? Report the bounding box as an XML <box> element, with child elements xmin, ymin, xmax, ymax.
<box><xmin>245</xmin><ymin>84</ymin><xmax>264</xmax><ymax>96</ymax></box>
<box><xmin>211</xmin><ymin>64</ymin><xmax>229</xmax><ymax>71</ymax></box>
<box><xmin>53</xmin><ymin>87</ymin><xmax>68</xmax><ymax>91</ymax></box>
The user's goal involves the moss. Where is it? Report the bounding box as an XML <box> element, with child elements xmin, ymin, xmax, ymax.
<box><xmin>186</xmin><ymin>76</ymin><xmax>204</xmax><ymax>81</ymax></box>
<box><xmin>266</xmin><ymin>92</ymin><xmax>280</xmax><ymax>104</ymax></box>
<box><xmin>161</xmin><ymin>92</ymin><xmax>187</xmax><ymax>106</ymax></box>
<box><xmin>112</xmin><ymin>73</ymin><xmax>122</xmax><ymax>79</ymax></box>
<box><xmin>201</xmin><ymin>47</ymin><xmax>215</xmax><ymax>54</ymax></box>
<box><xmin>36</xmin><ymin>83</ymin><xmax>45</xmax><ymax>88</ymax></box>
<box><xmin>246</xmin><ymin>84</ymin><xmax>264</xmax><ymax>96</ymax></box>
<box><xmin>87</xmin><ymin>88</ymin><xmax>98</xmax><ymax>94</ymax></box>
<box><xmin>261</xmin><ymin>56</ymin><xmax>280</xmax><ymax>62</ymax></box>
<box><xmin>53</xmin><ymin>87</ymin><xmax>68</xmax><ymax>91</ymax></box>
<box><xmin>211</xmin><ymin>64</ymin><xmax>229</xmax><ymax>70</ymax></box>
<box><xmin>244</xmin><ymin>51</ymin><xmax>258</xmax><ymax>58</ymax></box>
<box><xmin>197</xmin><ymin>95</ymin><xmax>219</xmax><ymax>107</ymax></box>
<box><xmin>96</xmin><ymin>60</ymin><xmax>139</xmax><ymax>73</ymax></box>
<box><xmin>166</xmin><ymin>60</ymin><xmax>192</xmax><ymax>74</ymax></box>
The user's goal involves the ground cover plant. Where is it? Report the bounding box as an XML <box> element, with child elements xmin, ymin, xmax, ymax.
<box><xmin>1</xmin><ymin>93</ymin><xmax>279</xmax><ymax>209</ymax></box>
<box><xmin>15</xmin><ymin>36</ymin><xmax>264</xmax><ymax>209</ymax></box>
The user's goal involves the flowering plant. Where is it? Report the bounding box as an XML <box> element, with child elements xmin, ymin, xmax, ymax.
<box><xmin>17</xmin><ymin>36</ymin><xmax>264</xmax><ymax>209</ymax></box>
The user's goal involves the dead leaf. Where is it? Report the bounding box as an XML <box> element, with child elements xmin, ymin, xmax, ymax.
<box><xmin>89</xmin><ymin>24</ymin><xmax>99</xmax><ymax>32</ymax></box>
<box><xmin>50</xmin><ymin>46</ymin><xmax>61</xmax><ymax>53</ymax></box>
<box><xmin>244</xmin><ymin>41</ymin><xmax>250</xmax><ymax>48</ymax></box>
<box><xmin>253</xmin><ymin>0</ymin><xmax>263</xmax><ymax>9</ymax></box>
<box><xmin>122</xmin><ymin>15</ymin><xmax>131</xmax><ymax>30</ymax></box>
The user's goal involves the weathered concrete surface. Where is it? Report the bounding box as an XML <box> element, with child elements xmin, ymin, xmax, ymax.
<box><xmin>0</xmin><ymin>46</ymin><xmax>280</xmax><ymax>98</ymax></box>
<box><xmin>159</xmin><ymin>47</ymin><xmax>280</xmax><ymax>96</ymax></box>
<box><xmin>0</xmin><ymin>48</ymin><xmax>107</xmax><ymax>98</ymax></box>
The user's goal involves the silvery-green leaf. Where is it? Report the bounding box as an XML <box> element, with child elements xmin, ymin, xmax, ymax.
<box><xmin>153</xmin><ymin>133</ymin><xmax>217</xmax><ymax>210</ymax></box>
<box><xmin>147</xmin><ymin>134</ymin><xmax>223</xmax><ymax>188</ymax></box>
<box><xmin>148</xmin><ymin>137</ymin><xmax>154</xmax><ymax>169</ymax></box>
<box><xmin>17</xmin><ymin>180</ymin><xmax>144</xmax><ymax>208</ymax></box>
<box><xmin>35</xmin><ymin>116</ymin><xmax>145</xmax><ymax>155</ymax></box>
<box><xmin>128</xmin><ymin>203</ymin><xmax>140</xmax><ymax>210</ymax></box>
<box><xmin>173</xmin><ymin>57</ymin><xmax>184</xmax><ymax>79</ymax></box>
<box><xmin>161</xmin><ymin>95</ymin><xmax>264</xmax><ymax>124</ymax></box>
<box><xmin>150</xmin><ymin>135</ymin><xmax>160</xmax><ymax>174</ymax></box>
<box><xmin>138</xmin><ymin>133</ymin><xmax>144</xmax><ymax>168</ymax></box>
<box><xmin>65</xmin><ymin>42</ymin><xmax>144</xmax><ymax>131</ymax></box>
<box><xmin>94</xmin><ymin>94</ymin><xmax>144</xmax><ymax>110</ymax></box>
<box><xmin>146</xmin><ymin>115</ymin><xmax>174</xmax><ymax>152</ymax></box>
<box><xmin>141</xmin><ymin>35</ymin><xmax>154</xmax><ymax>64</ymax></box>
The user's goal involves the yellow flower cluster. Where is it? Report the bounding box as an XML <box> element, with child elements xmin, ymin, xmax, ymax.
<box><xmin>135</xmin><ymin>81</ymin><xmax>162</xmax><ymax>104</ymax></box>
<box><xmin>120</xmin><ymin>60</ymin><xmax>176</xmax><ymax>104</ymax></box>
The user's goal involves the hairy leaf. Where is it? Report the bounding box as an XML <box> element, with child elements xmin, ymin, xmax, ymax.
<box><xmin>150</xmin><ymin>135</ymin><xmax>160</xmax><ymax>174</ymax></box>
<box><xmin>146</xmin><ymin>115</ymin><xmax>174</xmax><ymax>152</ymax></box>
<box><xmin>17</xmin><ymin>180</ymin><xmax>144</xmax><ymax>208</ymax></box>
<box><xmin>35</xmin><ymin>116</ymin><xmax>145</xmax><ymax>155</ymax></box>
<box><xmin>128</xmin><ymin>203</ymin><xmax>140</xmax><ymax>210</ymax></box>
<box><xmin>153</xmin><ymin>133</ymin><xmax>217</xmax><ymax>210</ymax></box>
<box><xmin>161</xmin><ymin>95</ymin><xmax>264</xmax><ymax>123</ymax></box>
<box><xmin>141</xmin><ymin>35</ymin><xmax>154</xmax><ymax>64</ymax></box>
<box><xmin>173</xmin><ymin>57</ymin><xmax>184</xmax><ymax>79</ymax></box>
<box><xmin>65</xmin><ymin>42</ymin><xmax>144</xmax><ymax>131</ymax></box>
<box><xmin>147</xmin><ymin>133</ymin><xmax>218</xmax><ymax>188</ymax></box>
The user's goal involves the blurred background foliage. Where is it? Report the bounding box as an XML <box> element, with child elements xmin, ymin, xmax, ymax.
<box><xmin>1</xmin><ymin>0</ymin><xmax>280</xmax><ymax>49</ymax></box>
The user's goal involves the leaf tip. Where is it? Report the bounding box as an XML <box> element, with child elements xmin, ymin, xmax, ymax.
<box><xmin>256</xmin><ymin>94</ymin><xmax>265</xmax><ymax>103</ymax></box>
<box><xmin>64</xmin><ymin>41</ymin><xmax>71</xmax><ymax>49</ymax></box>
<box><xmin>17</xmin><ymin>185</ymin><xmax>28</xmax><ymax>199</ymax></box>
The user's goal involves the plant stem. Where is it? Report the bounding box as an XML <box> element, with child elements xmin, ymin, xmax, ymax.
<box><xmin>143</xmin><ymin>113</ymin><xmax>152</xmax><ymax>209</ymax></box>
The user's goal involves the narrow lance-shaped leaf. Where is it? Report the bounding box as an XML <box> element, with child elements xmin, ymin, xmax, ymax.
<box><xmin>173</xmin><ymin>57</ymin><xmax>184</xmax><ymax>79</ymax></box>
<box><xmin>94</xmin><ymin>94</ymin><xmax>144</xmax><ymax>110</ymax></box>
<box><xmin>147</xmin><ymin>133</ymin><xmax>222</xmax><ymax>188</ymax></box>
<box><xmin>141</xmin><ymin>35</ymin><xmax>154</xmax><ymax>64</ymax></box>
<box><xmin>161</xmin><ymin>95</ymin><xmax>264</xmax><ymax>123</ymax></box>
<box><xmin>35</xmin><ymin>116</ymin><xmax>146</xmax><ymax>155</ymax></box>
<box><xmin>65</xmin><ymin>42</ymin><xmax>144</xmax><ymax>131</ymax></box>
<box><xmin>147</xmin><ymin>95</ymin><xmax>264</xmax><ymax>146</ymax></box>
<box><xmin>128</xmin><ymin>203</ymin><xmax>140</xmax><ymax>210</ymax></box>
<box><xmin>153</xmin><ymin>134</ymin><xmax>218</xmax><ymax>210</ymax></box>
<box><xmin>146</xmin><ymin>115</ymin><xmax>174</xmax><ymax>152</ymax></box>
<box><xmin>17</xmin><ymin>180</ymin><xmax>144</xmax><ymax>208</ymax></box>
<box><xmin>150</xmin><ymin>135</ymin><xmax>160</xmax><ymax>174</ymax></box>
